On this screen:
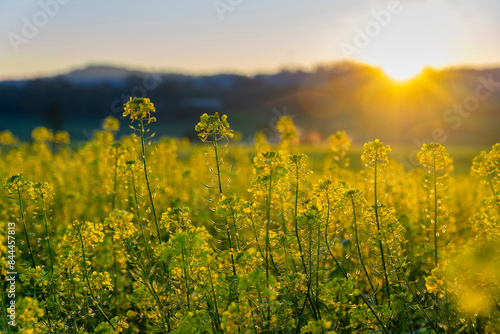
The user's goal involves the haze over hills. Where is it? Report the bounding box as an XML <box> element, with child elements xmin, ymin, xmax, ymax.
<box><xmin>1</xmin><ymin>62</ymin><xmax>499</xmax><ymax>147</ymax></box>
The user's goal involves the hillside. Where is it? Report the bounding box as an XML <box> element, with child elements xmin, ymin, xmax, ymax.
<box><xmin>0</xmin><ymin>63</ymin><xmax>499</xmax><ymax>146</ymax></box>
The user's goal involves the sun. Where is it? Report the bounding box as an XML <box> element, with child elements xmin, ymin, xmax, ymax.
<box><xmin>357</xmin><ymin>1</ymin><xmax>463</xmax><ymax>82</ymax></box>
<box><xmin>379</xmin><ymin>59</ymin><xmax>424</xmax><ymax>82</ymax></box>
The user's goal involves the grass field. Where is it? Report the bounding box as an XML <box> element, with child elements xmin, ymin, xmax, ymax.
<box><xmin>1</xmin><ymin>99</ymin><xmax>499</xmax><ymax>333</ymax></box>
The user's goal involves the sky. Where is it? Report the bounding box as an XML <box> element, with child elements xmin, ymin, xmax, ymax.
<box><xmin>1</xmin><ymin>0</ymin><xmax>500</xmax><ymax>80</ymax></box>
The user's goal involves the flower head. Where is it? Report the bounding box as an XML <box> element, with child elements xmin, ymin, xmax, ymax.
<box><xmin>276</xmin><ymin>116</ymin><xmax>298</xmax><ymax>152</ymax></box>
<box><xmin>195</xmin><ymin>112</ymin><xmax>233</xmax><ymax>142</ymax></box>
<box><xmin>417</xmin><ymin>142</ymin><xmax>453</xmax><ymax>172</ymax></box>
<box><xmin>105</xmin><ymin>209</ymin><xmax>137</xmax><ymax>241</ymax></box>
<box><xmin>254</xmin><ymin>131</ymin><xmax>271</xmax><ymax>153</ymax></box>
<box><xmin>471</xmin><ymin>143</ymin><xmax>500</xmax><ymax>177</ymax></box>
<box><xmin>102</xmin><ymin>116</ymin><xmax>120</xmax><ymax>132</ymax></box>
<box><xmin>2</xmin><ymin>173</ymin><xmax>29</xmax><ymax>195</ymax></box>
<box><xmin>0</xmin><ymin>130</ymin><xmax>18</xmax><ymax>145</ymax></box>
<box><xmin>329</xmin><ymin>131</ymin><xmax>351</xmax><ymax>155</ymax></box>
<box><xmin>161</xmin><ymin>207</ymin><xmax>193</xmax><ymax>233</ymax></box>
<box><xmin>361</xmin><ymin>139</ymin><xmax>392</xmax><ymax>168</ymax></box>
<box><xmin>32</xmin><ymin>126</ymin><xmax>53</xmax><ymax>143</ymax></box>
<box><xmin>54</xmin><ymin>130</ymin><xmax>70</xmax><ymax>144</ymax></box>
<box><xmin>329</xmin><ymin>131</ymin><xmax>351</xmax><ymax>167</ymax></box>
<box><xmin>123</xmin><ymin>97</ymin><xmax>156</xmax><ymax>124</ymax></box>
<box><xmin>28</xmin><ymin>181</ymin><xmax>54</xmax><ymax>202</ymax></box>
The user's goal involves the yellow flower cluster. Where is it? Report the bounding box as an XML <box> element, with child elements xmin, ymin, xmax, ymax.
<box><xmin>161</xmin><ymin>206</ymin><xmax>192</xmax><ymax>232</ymax></box>
<box><xmin>102</xmin><ymin>116</ymin><xmax>120</xmax><ymax>132</ymax></box>
<box><xmin>123</xmin><ymin>97</ymin><xmax>156</xmax><ymax>124</ymax></box>
<box><xmin>276</xmin><ymin>116</ymin><xmax>298</xmax><ymax>152</ymax></box>
<box><xmin>0</xmin><ymin>130</ymin><xmax>18</xmax><ymax>145</ymax></box>
<box><xmin>1</xmin><ymin>109</ymin><xmax>500</xmax><ymax>333</ymax></box>
<box><xmin>31</xmin><ymin>126</ymin><xmax>54</xmax><ymax>143</ymax></box>
<box><xmin>54</xmin><ymin>130</ymin><xmax>70</xmax><ymax>144</ymax></box>
<box><xmin>2</xmin><ymin>172</ymin><xmax>28</xmax><ymax>194</ymax></box>
<box><xmin>195</xmin><ymin>112</ymin><xmax>234</xmax><ymax>142</ymax></box>
<box><xmin>28</xmin><ymin>181</ymin><xmax>54</xmax><ymax>202</ymax></box>
<box><xmin>105</xmin><ymin>209</ymin><xmax>137</xmax><ymax>241</ymax></box>
<box><xmin>417</xmin><ymin>142</ymin><xmax>453</xmax><ymax>172</ymax></box>
<box><xmin>361</xmin><ymin>139</ymin><xmax>392</xmax><ymax>168</ymax></box>
<box><xmin>471</xmin><ymin>143</ymin><xmax>500</xmax><ymax>177</ymax></box>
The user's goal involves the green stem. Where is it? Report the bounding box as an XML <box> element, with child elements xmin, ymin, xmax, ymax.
<box><xmin>72</xmin><ymin>289</ymin><xmax>78</xmax><ymax>333</ymax></box>
<box><xmin>208</xmin><ymin>266</ymin><xmax>222</xmax><ymax>333</ymax></box>
<box><xmin>130</xmin><ymin>169</ymin><xmax>152</xmax><ymax>266</ymax></box>
<box><xmin>78</xmin><ymin>232</ymin><xmax>117</xmax><ymax>332</ymax></box>
<box><xmin>390</xmin><ymin>230</ymin><xmax>439</xmax><ymax>333</ymax></box>
<box><xmin>41</xmin><ymin>193</ymin><xmax>62</xmax><ymax>317</ymax></box>
<box><xmin>373</xmin><ymin>156</ymin><xmax>391</xmax><ymax>304</ymax></box>
<box><xmin>40</xmin><ymin>194</ymin><xmax>54</xmax><ymax>273</ymax></box>
<box><xmin>17</xmin><ymin>185</ymin><xmax>53</xmax><ymax>330</ymax></box>
<box><xmin>224</xmin><ymin>217</ymin><xmax>238</xmax><ymax>278</ymax></box>
<box><xmin>292</xmin><ymin>162</ymin><xmax>318</xmax><ymax>320</ymax></box>
<box><xmin>140</xmin><ymin>119</ymin><xmax>163</xmax><ymax>244</ymax></box>
<box><xmin>325</xmin><ymin>244</ymin><xmax>389</xmax><ymax>334</ymax></box>
<box><xmin>111</xmin><ymin>152</ymin><xmax>119</xmax><ymax>310</ymax></box>
<box><xmin>212</xmin><ymin>131</ymin><xmax>223</xmax><ymax>195</ymax></box>
<box><xmin>181</xmin><ymin>246</ymin><xmax>191</xmax><ymax>310</ymax></box>
<box><xmin>265</xmin><ymin>174</ymin><xmax>273</xmax><ymax>330</ymax></box>
<box><xmin>315</xmin><ymin>204</ymin><xmax>322</xmax><ymax>315</ymax></box>
<box><xmin>351</xmin><ymin>196</ymin><xmax>379</xmax><ymax>305</ymax></box>
<box><xmin>0</xmin><ymin>289</ymin><xmax>12</xmax><ymax>334</ymax></box>
<box><xmin>125</xmin><ymin>241</ymin><xmax>170</xmax><ymax>332</ymax></box>
<box><xmin>280</xmin><ymin>196</ymin><xmax>289</xmax><ymax>275</ymax></box>
<box><xmin>230</xmin><ymin>205</ymin><xmax>241</xmax><ymax>251</ymax></box>
<box><xmin>433</xmin><ymin>163</ymin><xmax>438</xmax><ymax>268</ymax></box>
<box><xmin>487</xmin><ymin>174</ymin><xmax>500</xmax><ymax>215</ymax></box>
<box><xmin>16</xmin><ymin>185</ymin><xmax>36</xmax><ymax>269</ymax></box>
<box><xmin>266</xmin><ymin>175</ymin><xmax>272</xmax><ymax>285</ymax></box>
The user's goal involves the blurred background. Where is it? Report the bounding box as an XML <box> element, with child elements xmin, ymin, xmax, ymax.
<box><xmin>1</xmin><ymin>0</ymin><xmax>499</xmax><ymax>147</ymax></box>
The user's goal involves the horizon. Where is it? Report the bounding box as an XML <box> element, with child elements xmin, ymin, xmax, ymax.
<box><xmin>3</xmin><ymin>59</ymin><xmax>500</xmax><ymax>83</ymax></box>
<box><xmin>1</xmin><ymin>1</ymin><xmax>500</xmax><ymax>81</ymax></box>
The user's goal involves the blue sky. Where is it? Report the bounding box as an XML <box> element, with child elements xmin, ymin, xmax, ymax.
<box><xmin>1</xmin><ymin>0</ymin><xmax>500</xmax><ymax>80</ymax></box>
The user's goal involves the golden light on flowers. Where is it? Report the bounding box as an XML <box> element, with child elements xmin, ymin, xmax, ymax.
<box><xmin>276</xmin><ymin>116</ymin><xmax>298</xmax><ymax>152</ymax></box>
<box><xmin>329</xmin><ymin>131</ymin><xmax>351</xmax><ymax>168</ymax></box>
<box><xmin>417</xmin><ymin>142</ymin><xmax>453</xmax><ymax>172</ymax></box>
<box><xmin>471</xmin><ymin>143</ymin><xmax>500</xmax><ymax>177</ymax></box>
<box><xmin>361</xmin><ymin>139</ymin><xmax>392</xmax><ymax>168</ymax></box>
<box><xmin>1</xmin><ymin>112</ymin><xmax>500</xmax><ymax>332</ymax></box>
<box><xmin>254</xmin><ymin>131</ymin><xmax>271</xmax><ymax>153</ymax></box>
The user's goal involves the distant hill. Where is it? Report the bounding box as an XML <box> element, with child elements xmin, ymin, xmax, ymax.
<box><xmin>60</xmin><ymin>65</ymin><xmax>137</xmax><ymax>86</ymax></box>
<box><xmin>0</xmin><ymin>62</ymin><xmax>499</xmax><ymax>146</ymax></box>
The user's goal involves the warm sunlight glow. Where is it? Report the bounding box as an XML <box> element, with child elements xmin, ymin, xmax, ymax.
<box><xmin>359</xmin><ymin>1</ymin><xmax>463</xmax><ymax>82</ymax></box>
<box><xmin>380</xmin><ymin>62</ymin><xmax>423</xmax><ymax>81</ymax></box>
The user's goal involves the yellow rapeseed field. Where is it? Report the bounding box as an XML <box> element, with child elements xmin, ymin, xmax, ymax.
<box><xmin>1</xmin><ymin>98</ymin><xmax>499</xmax><ymax>333</ymax></box>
